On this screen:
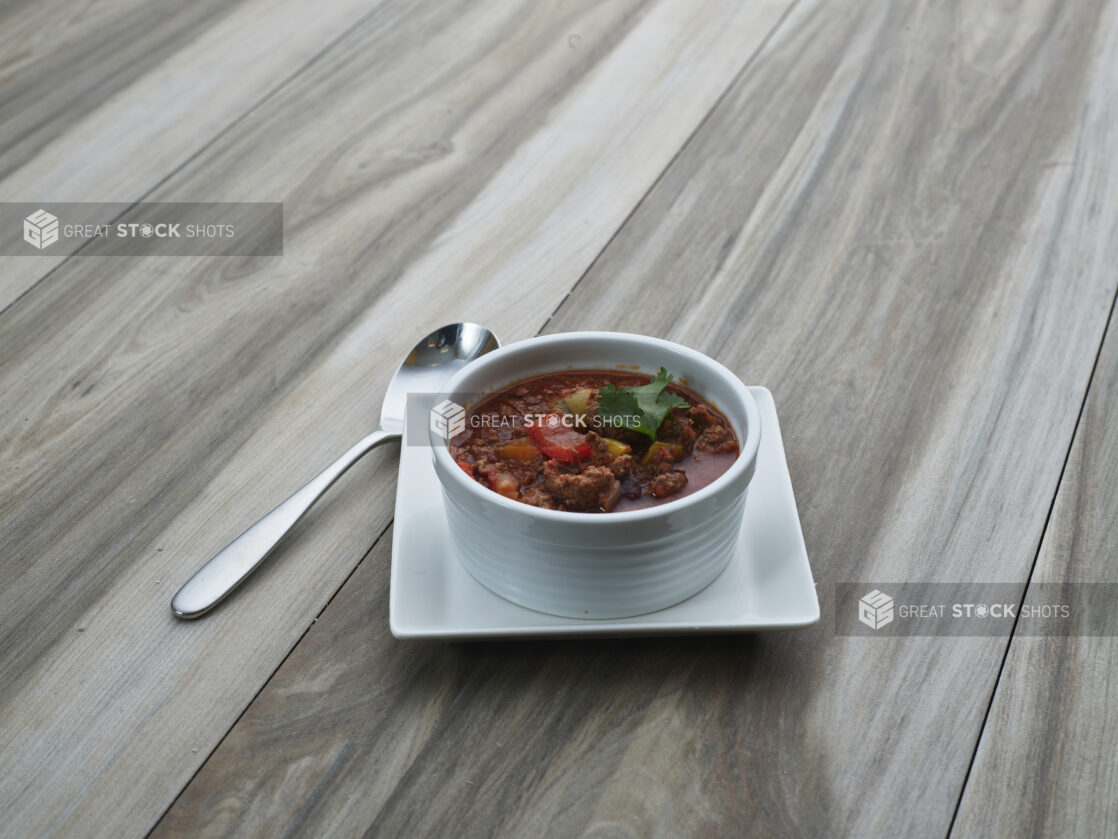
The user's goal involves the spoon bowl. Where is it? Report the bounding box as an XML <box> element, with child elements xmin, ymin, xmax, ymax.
<box><xmin>380</xmin><ymin>323</ymin><xmax>499</xmax><ymax>434</ymax></box>
<box><xmin>171</xmin><ymin>322</ymin><xmax>499</xmax><ymax>619</ymax></box>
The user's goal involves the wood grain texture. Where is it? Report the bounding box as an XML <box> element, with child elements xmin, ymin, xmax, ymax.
<box><xmin>0</xmin><ymin>0</ymin><xmax>795</xmax><ymax>836</ymax></box>
<box><xmin>949</xmin><ymin>8</ymin><xmax>1118</xmax><ymax>832</ymax></box>
<box><xmin>0</xmin><ymin>0</ymin><xmax>229</xmax><ymax>180</ymax></box>
<box><xmin>951</xmin><ymin>326</ymin><xmax>1118</xmax><ymax>826</ymax></box>
<box><xmin>152</xmin><ymin>0</ymin><xmax>1118</xmax><ymax>836</ymax></box>
<box><xmin>0</xmin><ymin>0</ymin><xmax>379</xmax><ymax>311</ymax></box>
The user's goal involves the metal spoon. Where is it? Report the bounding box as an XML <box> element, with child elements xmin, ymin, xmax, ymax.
<box><xmin>171</xmin><ymin>322</ymin><xmax>499</xmax><ymax>619</ymax></box>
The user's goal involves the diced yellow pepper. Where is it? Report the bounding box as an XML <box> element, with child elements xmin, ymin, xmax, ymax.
<box><xmin>602</xmin><ymin>438</ymin><xmax>631</xmax><ymax>460</ymax></box>
<box><xmin>498</xmin><ymin>438</ymin><xmax>540</xmax><ymax>463</ymax></box>
<box><xmin>641</xmin><ymin>441</ymin><xmax>684</xmax><ymax>465</ymax></box>
<box><xmin>561</xmin><ymin>388</ymin><xmax>593</xmax><ymax>416</ymax></box>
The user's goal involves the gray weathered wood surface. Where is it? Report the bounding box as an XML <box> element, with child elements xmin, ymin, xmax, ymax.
<box><xmin>951</xmin><ymin>316</ymin><xmax>1118</xmax><ymax>832</ymax></box>
<box><xmin>0</xmin><ymin>0</ymin><xmax>381</xmax><ymax>310</ymax></box>
<box><xmin>2</xmin><ymin>0</ymin><xmax>1116</xmax><ymax>836</ymax></box>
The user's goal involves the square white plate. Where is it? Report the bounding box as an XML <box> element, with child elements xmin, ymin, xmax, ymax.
<box><xmin>389</xmin><ymin>386</ymin><xmax>818</xmax><ymax>638</ymax></box>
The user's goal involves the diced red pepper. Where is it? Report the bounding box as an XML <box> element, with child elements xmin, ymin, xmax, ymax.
<box><xmin>456</xmin><ymin>458</ymin><xmax>474</xmax><ymax>477</ymax></box>
<box><xmin>526</xmin><ymin>415</ymin><xmax>591</xmax><ymax>463</ymax></box>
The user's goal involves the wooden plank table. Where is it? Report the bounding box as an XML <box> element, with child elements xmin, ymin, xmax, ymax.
<box><xmin>1</xmin><ymin>0</ymin><xmax>1115</xmax><ymax>836</ymax></box>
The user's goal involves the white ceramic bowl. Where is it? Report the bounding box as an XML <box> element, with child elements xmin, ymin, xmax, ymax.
<box><xmin>429</xmin><ymin>332</ymin><xmax>761</xmax><ymax>619</ymax></box>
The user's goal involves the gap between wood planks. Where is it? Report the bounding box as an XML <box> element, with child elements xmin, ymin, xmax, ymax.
<box><xmin>944</xmin><ymin>277</ymin><xmax>1118</xmax><ymax>839</ymax></box>
<box><xmin>147</xmin><ymin>518</ymin><xmax>394</xmax><ymax>835</ymax></box>
<box><xmin>537</xmin><ymin>0</ymin><xmax>805</xmax><ymax>336</ymax></box>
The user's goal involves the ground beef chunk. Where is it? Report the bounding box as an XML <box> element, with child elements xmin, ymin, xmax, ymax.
<box><xmin>688</xmin><ymin>403</ymin><xmax>721</xmax><ymax>432</ymax></box>
<box><xmin>695</xmin><ymin>424</ymin><xmax>738</xmax><ymax>454</ymax></box>
<box><xmin>600</xmin><ymin>479</ymin><xmax>623</xmax><ymax>511</ymax></box>
<box><xmin>657</xmin><ymin>412</ymin><xmax>696</xmax><ymax>455</ymax></box>
<box><xmin>543</xmin><ymin>461</ymin><xmax>622</xmax><ymax>511</ymax></box>
<box><xmin>519</xmin><ymin>484</ymin><xmax>556</xmax><ymax>509</ymax></box>
<box><xmin>608</xmin><ymin>453</ymin><xmax>635</xmax><ymax>480</ymax></box>
<box><xmin>647</xmin><ymin>470</ymin><xmax>688</xmax><ymax>498</ymax></box>
<box><xmin>636</xmin><ymin>445</ymin><xmax>675</xmax><ymax>481</ymax></box>
<box><xmin>584</xmin><ymin>432</ymin><xmax>636</xmax><ymax>482</ymax></box>
<box><xmin>584</xmin><ymin>432</ymin><xmax>614</xmax><ymax>466</ymax></box>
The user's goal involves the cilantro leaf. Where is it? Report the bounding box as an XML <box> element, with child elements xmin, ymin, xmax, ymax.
<box><xmin>597</xmin><ymin>367</ymin><xmax>689</xmax><ymax>441</ymax></box>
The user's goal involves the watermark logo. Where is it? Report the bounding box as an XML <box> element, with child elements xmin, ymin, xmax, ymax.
<box><xmin>23</xmin><ymin>209</ymin><xmax>59</xmax><ymax>250</ymax></box>
<box><xmin>430</xmin><ymin>399</ymin><xmax>466</xmax><ymax>440</ymax></box>
<box><xmin>858</xmin><ymin>589</ymin><xmax>894</xmax><ymax>630</ymax></box>
<box><xmin>409</xmin><ymin>392</ymin><xmax>643</xmax><ymax>446</ymax></box>
<box><xmin>837</xmin><ymin>583</ymin><xmax>1103</xmax><ymax>636</ymax></box>
<box><xmin>3</xmin><ymin>202</ymin><xmax>283</xmax><ymax>256</ymax></box>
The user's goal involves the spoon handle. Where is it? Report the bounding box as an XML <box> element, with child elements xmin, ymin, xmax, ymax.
<box><xmin>171</xmin><ymin>428</ymin><xmax>399</xmax><ymax>619</ymax></box>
